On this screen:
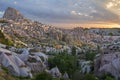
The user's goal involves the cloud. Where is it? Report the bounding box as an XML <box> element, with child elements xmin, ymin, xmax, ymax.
<box><xmin>71</xmin><ymin>11</ymin><xmax>77</xmax><ymax>15</ymax></box>
<box><xmin>0</xmin><ymin>11</ymin><xmax>4</xmax><ymax>18</ymax></box>
<box><xmin>105</xmin><ymin>0</ymin><xmax>120</xmax><ymax>16</ymax></box>
<box><xmin>106</xmin><ymin>2</ymin><xmax>114</xmax><ymax>8</ymax></box>
<box><xmin>14</xmin><ymin>1</ymin><xmax>17</xmax><ymax>5</ymax></box>
<box><xmin>70</xmin><ymin>10</ymin><xmax>93</xmax><ymax>18</ymax></box>
<box><xmin>0</xmin><ymin>0</ymin><xmax>120</xmax><ymax>27</ymax></box>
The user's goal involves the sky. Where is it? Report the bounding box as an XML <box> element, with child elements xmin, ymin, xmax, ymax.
<box><xmin>0</xmin><ymin>0</ymin><xmax>120</xmax><ymax>28</ymax></box>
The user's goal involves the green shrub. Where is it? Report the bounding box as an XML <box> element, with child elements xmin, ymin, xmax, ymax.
<box><xmin>85</xmin><ymin>51</ymin><xmax>96</xmax><ymax>61</ymax></box>
<box><xmin>100</xmin><ymin>74</ymin><xmax>114</xmax><ymax>80</ymax></box>
<box><xmin>48</xmin><ymin>52</ymin><xmax>77</xmax><ymax>78</ymax></box>
<box><xmin>85</xmin><ymin>74</ymin><xmax>97</xmax><ymax>80</ymax></box>
<box><xmin>1</xmin><ymin>66</ymin><xmax>9</xmax><ymax>73</ymax></box>
<box><xmin>0</xmin><ymin>30</ymin><xmax>13</xmax><ymax>46</ymax></box>
<box><xmin>105</xmin><ymin>76</ymin><xmax>114</xmax><ymax>80</ymax></box>
<box><xmin>73</xmin><ymin>70</ymin><xmax>85</xmax><ymax>80</ymax></box>
<box><xmin>108</xmin><ymin>32</ymin><xmax>113</xmax><ymax>36</ymax></box>
<box><xmin>71</xmin><ymin>46</ymin><xmax>76</xmax><ymax>56</ymax></box>
<box><xmin>34</xmin><ymin>72</ymin><xmax>52</xmax><ymax>80</ymax></box>
<box><xmin>73</xmin><ymin>71</ymin><xmax>97</xmax><ymax>80</ymax></box>
<box><xmin>52</xmin><ymin>78</ymin><xmax>64</xmax><ymax>80</ymax></box>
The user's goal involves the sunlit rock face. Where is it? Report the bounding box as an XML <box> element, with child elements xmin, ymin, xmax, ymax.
<box><xmin>3</xmin><ymin>7</ymin><xmax>24</xmax><ymax>21</ymax></box>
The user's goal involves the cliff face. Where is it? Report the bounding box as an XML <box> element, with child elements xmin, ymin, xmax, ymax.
<box><xmin>3</xmin><ymin>7</ymin><xmax>24</xmax><ymax>21</ymax></box>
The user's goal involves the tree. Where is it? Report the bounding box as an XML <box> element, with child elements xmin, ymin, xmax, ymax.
<box><xmin>105</xmin><ymin>76</ymin><xmax>114</xmax><ymax>80</ymax></box>
<box><xmin>71</xmin><ymin>46</ymin><xmax>76</xmax><ymax>56</ymax></box>
<box><xmin>85</xmin><ymin>51</ymin><xmax>96</xmax><ymax>61</ymax></box>
<box><xmin>34</xmin><ymin>72</ymin><xmax>52</xmax><ymax>80</ymax></box>
<box><xmin>0</xmin><ymin>30</ymin><xmax>13</xmax><ymax>46</ymax></box>
<box><xmin>48</xmin><ymin>52</ymin><xmax>77</xmax><ymax>78</ymax></box>
<box><xmin>73</xmin><ymin>70</ymin><xmax>85</xmax><ymax>80</ymax></box>
<box><xmin>85</xmin><ymin>74</ymin><xmax>97</xmax><ymax>80</ymax></box>
<box><xmin>33</xmin><ymin>72</ymin><xmax>64</xmax><ymax>80</ymax></box>
<box><xmin>108</xmin><ymin>32</ymin><xmax>113</xmax><ymax>36</ymax></box>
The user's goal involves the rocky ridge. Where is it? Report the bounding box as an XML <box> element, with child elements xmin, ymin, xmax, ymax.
<box><xmin>0</xmin><ymin>7</ymin><xmax>104</xmax><ymax>48</ymax></box>
<box><xmin>3</xmin><ymin>7</ymin><xmax>24</xmax><ymax>21</ymax></box>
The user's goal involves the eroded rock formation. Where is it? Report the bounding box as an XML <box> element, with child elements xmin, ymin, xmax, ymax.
<box><xmin>3</xmin><ymin>7</ymin><xmax>24</xmax><ymax>21</ymax></box>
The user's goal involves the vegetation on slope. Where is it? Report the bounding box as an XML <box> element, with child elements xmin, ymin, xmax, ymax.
<box><xmin>48</xmin><ymin>52</ymin><xmax>77</xmax><ymax>78</ymax></box>
<box><xmin>0</xmin><ymin>30</ymin><xmax>13</xmax><ymax>46</ymax></box>
<box><xmin>0</xmin><ymin>67</ymin><xmax>16</xmax><ymax>80</ymax></box>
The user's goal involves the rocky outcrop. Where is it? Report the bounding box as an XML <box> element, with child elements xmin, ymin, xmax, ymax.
<box><xmin>99</xmin><ymin>58</ymin><xmax>120</xmax><ymax>80</ymax></box>
<box><xmin>26</xmin><ymin>52</ymin><xmax>48</xmax><ymax>75</ymax></box>
<box><xmin>63</xmin><ymin>72</ymin><xmax>69</xmax><ymax>80</ymax></box>
<box><xmin>3</xmin><ymin>7</ymin><xmax>24</xmax><ymax>21</ymax></box>
<box><xmin>94</xmin><ymin>51</ymin><xmax>120</xmax><ymax>80</ymax></box>
<box><xmin>1</xmin><ymin>7</ymin><xmax>102</xmax><ymax>47</ymax></box>
<box><xmin>0</xmin><ymin>47</ymin><xmax>49</xmax><ymax>78</ymax></box>
<box><xmin>17</xmin><ymin>48</ymin><xmax>48</xmax><ymax>74</ymax></box>
<box><xmin>79</xmin><ymin>60</ymin><xmax>92</xmax><ymax>74</ymax></box>
<box><xmin>0</xmin><ymin>48</ymin><xmax>32</xmax><ymax>77</ymax></box>
<box><xmin>49</xmin><ymin>66</ymin><xmax>62</xmax><ymax>78</ymax></box>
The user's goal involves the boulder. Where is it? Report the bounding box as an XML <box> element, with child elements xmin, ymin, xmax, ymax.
<box><xmin>79</xmin><ymin>60</ymin><xmax>91</xmax><ymax>74</ymax></box>
<box><xmin>31</xmin><ymin>52</ymin><xmax>48</xmax><ymax>63</ymax></box>
<box><xmin>0</xmin><ymin>44</ymin><xmax>6</xmax><ymax>48</ymax></box>
<box><xmin>0</xmin><ymin>48</ymin><xmax>32</xmax><ymax>77</ymax></box>
<box><xmin>99</xmin><ymin>58</ymin><xmax>120</xmax><ymax>80</ymax></box>
<box><xmin>49</xmin><ymin>66</ymin><xmax>62</xmax><ymax>78</ymax></box>
<box><xmin>94</xmin><ymin>52</ymin><xmax>120</xmax><ymax>80</ymax></box>
<box><xmin>16</xmin><ymin>48</ymin><xmax>48</xmax><ymax>75</ymax></box>
<box><xmin>63</xmin><ymin>72</ymin><xmax>69</xmax><ymax>80</ymax></box>
<box><xmin>17</xmin><ymin>48</ymin><xmax>30</xmax><ymax>62</ymax></box>
<box><xmin>26</xmin><ymin>55</ymin><xmax>45</xmax><ymax>74</ymax></box>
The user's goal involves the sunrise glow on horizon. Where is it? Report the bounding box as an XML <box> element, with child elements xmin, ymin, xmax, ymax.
<box><xmin>51</xmin><ymin>23</ymin><xmax>120</xmax><ymax>29</ymax></box>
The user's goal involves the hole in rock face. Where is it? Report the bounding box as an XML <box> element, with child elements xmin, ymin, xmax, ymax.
<box><xmin>104</xmin><ymin>52</ymin><xmax>108</xmax><ymax>54</ymax></box>
<box><xmin>5</xmin><ymin>52</ymin><xmax>12</xmax><ymax>56</ymax></box>
<box><xmin>19</xmin><ymin>64</ymin><xmax>27</xmax><ymax>68</ymax></box>
<box><xmin>30</xmin><ymin>53</ymin><xmax>35</xmax><ymax>56</ymax></box>
<box><xmin>39</xmin><ymin>56</ymin><xmax>44</xmax><ymax>62</ymax></box>
<box><xmin>27</xmin><ymin>57</ymin><xmax>37</xmax><ymax>63</ymax></box>
<box><xmin>17</xmin><ymin>50</ymin><xmax>23</xmax><ymax>54</ymax></box>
